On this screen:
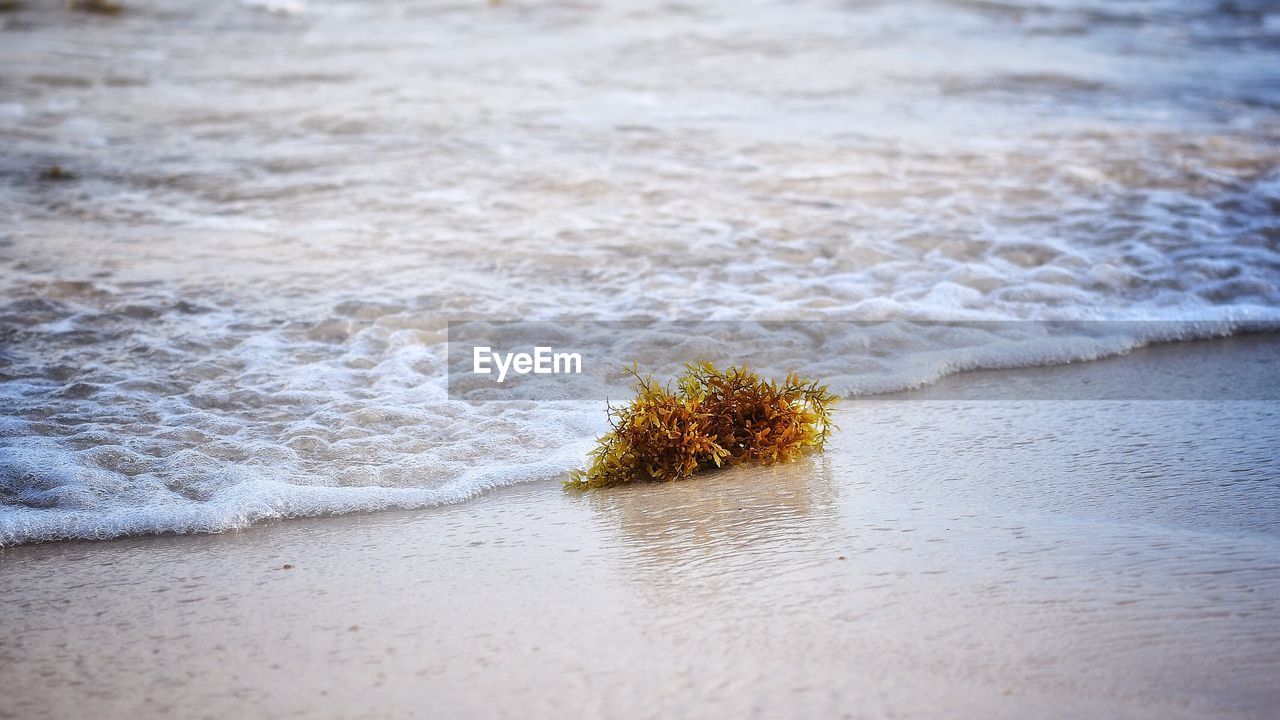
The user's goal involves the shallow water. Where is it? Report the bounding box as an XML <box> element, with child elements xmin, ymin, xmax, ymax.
<box><xmin>1</xmin><ymin>0</ymin><xmax>1279</xmax><ymax>543</ymax></box>
<box><xmin>3</xmin><ymin>383</ymin><xmax>1277</xmax><ymax>718</ymax></box>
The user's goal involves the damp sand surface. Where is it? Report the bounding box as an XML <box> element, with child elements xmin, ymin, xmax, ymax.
<box><xmin>3</xmin><ymin>336</ymin><xmax>1278</xmax><ymax>720</ymax></box>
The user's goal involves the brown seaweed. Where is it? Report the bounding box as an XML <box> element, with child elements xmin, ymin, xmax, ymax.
<box><xmin>566</xmin><ymin>363</ymin><xmax>837</xmax><ymax>490</ymax></box>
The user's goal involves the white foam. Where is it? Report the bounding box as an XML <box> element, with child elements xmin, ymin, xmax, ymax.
<box><xmin>239</xmin><ymin>0</ymin><xmax>306</xmax><ymax>16</ymax></box>
<box><xmin>0</xmin><ymin>438</ymin><xmax>595</xmax><ymax>546</ymax></box>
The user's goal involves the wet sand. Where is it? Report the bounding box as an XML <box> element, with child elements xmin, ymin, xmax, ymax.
<box><xmin>2</xmin><ymin>335</ymin><xmax>1279</xmax><ymax>720</ymax></box>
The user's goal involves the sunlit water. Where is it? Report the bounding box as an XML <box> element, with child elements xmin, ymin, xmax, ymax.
<box><xmin>1</xmin><ymin>0</ymin><xmax>1279</xmax><ymax>543</ymax></box>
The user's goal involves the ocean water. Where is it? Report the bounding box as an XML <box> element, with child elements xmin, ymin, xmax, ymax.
<box><xmin>1</xmin><ymin>0</ymin><xmax>1279</xmax><ymax>544</ymax></box>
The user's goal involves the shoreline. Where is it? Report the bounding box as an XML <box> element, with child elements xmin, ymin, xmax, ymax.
<box><xmin>5</xmin><ymin>331</ymin><xmax>1279</xmax><ymax>548</ymax></box>
<box><xmin>2</xmin><ymin>335</ymin><xmax>1278</xmax><ymax>719</ymax></box>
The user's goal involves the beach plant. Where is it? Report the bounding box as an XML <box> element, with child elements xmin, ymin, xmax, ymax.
<box><xmin>566</xmin><ymin>363</ymin><xmax>837</xmax><ymax>490</ymax></box>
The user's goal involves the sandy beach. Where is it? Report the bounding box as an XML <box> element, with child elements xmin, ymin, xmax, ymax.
<box><xmin>3</xmin><ymin>0</ymin><xmax>1280</xmax><ymax>717</ymax></box>
<box><xmin>4</xmin><ymin>335</ymin><xmax>1277</xmax><ymax>720</ymax></box>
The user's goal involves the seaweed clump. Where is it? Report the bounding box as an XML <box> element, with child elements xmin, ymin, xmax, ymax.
<box><xmin>68</xmin><ymin>0</ymin><xmax>122</xmax><ymax>15</ymax></box>
<box><xmin>40</xmin><ymin>165</ymin><xmax>75</xmax><ymax>182</ymax></box>
<box><xmin>566</xmin><ymin>363</ymin><xmax>837</xmax><ymax>490</ymax></box>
